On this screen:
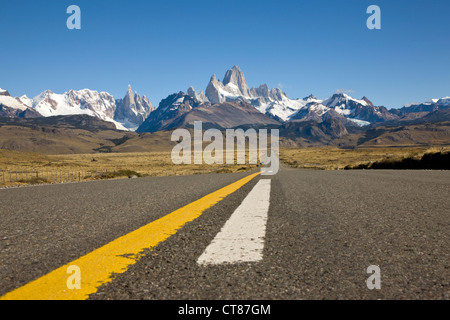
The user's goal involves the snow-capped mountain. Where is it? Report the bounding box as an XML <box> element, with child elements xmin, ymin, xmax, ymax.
<box><xmin>199</xmin><ymin>65</ymin><xmax>309</xmax><ymax>121</ymax></box>
<box><xmin>0</xmin><ymin>88</ymin><xmax>28</xmax><ymax>111</ymax></box>
<box><xmin>32</xmin><ymin>89</ymin><xmax>117</xmax><ymax>119</ymax></box>
<box><xmin>136</xmin><ymin>91</ymin><xmax>280</xmax><ymax>133</ymax></box>
<box><xmin>0</xmin><ymin>86</ymin><xmax>154</xmax><ymax>131</ymax></box>
<box><xmin>434</xmin><ymin>97</ymin><xmax>450</xmax><ymax>105</ymax></box>
<box><xmin>114</xmin><ymin>85</ymin><xmax>155</xmax><ymax>131</ymax></box>
<box><xmin>185</xmin><ymin>66</ymin><xmax>396</xmax><ymax>126</ymax></box>
<box><xmin>290</xmin><ymin>93</ymin><xmax>398</xmax><ymax>126</ymax></box>
<box><xmin>137</xmin><ymin>91</ymin><xmax>205</xmax><ymax>132</ymax></box>
<box><xmin>0</xmin><ymin>88</ymin><xmax>41</xmax><ymax>118</ymax></box>
<box><xmin>392</xmin><ymin>96</ymin><xmax>450</xmax><ymax>116</ymax></box>
<box><xmin>3</xmin><ymin>66</ymin><xmax>449</xmax><ymax>133</ymax></box>
<box><xmin>186</xmin><ymin>86</ymin><xmax>208</xmax><ymax>103</ymax></box>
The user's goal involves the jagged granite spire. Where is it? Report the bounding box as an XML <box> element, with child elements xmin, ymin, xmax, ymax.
<box><xmin>114</xmin><ymin>84</ymin><xmax>154</xmax><ymax>130</ymax></box>
<box><xmin>222</xmin><ymin>65</ymin><xmax>251</xmax><ymax>97</ymax></box>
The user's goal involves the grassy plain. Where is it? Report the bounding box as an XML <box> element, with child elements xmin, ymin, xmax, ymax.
<box><xmin>1</xmin><ymin>145</ymin><xmax>448</xmax><ymax>186</ymax></box>
<box><xmin>0</xmin><ymin>149</ymin><xmax>255</xmax><ymax>186</ymax></box>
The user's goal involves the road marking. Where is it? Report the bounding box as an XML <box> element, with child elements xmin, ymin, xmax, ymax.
<box><xmin>0</xmin><ymin>172</ymin><xmax>260</xmax><ymax>300</ymax></box>
<box><xmin>197</xmin><ymin>178</ymin><xmax>271</xmax><ymax>265</ymax></box>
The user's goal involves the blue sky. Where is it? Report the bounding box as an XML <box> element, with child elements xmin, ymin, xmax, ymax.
<box><xmin>1</xmin><ymin>0</ymin><xmax>449</xmax><ymax>109</ymax></box>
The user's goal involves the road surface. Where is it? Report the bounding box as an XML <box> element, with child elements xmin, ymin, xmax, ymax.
<box><xmin>0</xmin><ymin>165</ymin><xmax>449</xmax><ymax>300</ymax></box>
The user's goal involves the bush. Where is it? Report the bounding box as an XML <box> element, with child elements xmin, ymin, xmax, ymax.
<box><xmin>17</xmin><ymin>177</ymin><xmax>50</xmax><ymax>184</ymax></box>
<box><xmin>94</xmin><ymin>170</ymin><xmax>142</xmax><ymax>179</ymax></box>
<box><xmin>347</xmin><ymin>151</ymin><xmax>450</xmax><ymax>170</ymax></box>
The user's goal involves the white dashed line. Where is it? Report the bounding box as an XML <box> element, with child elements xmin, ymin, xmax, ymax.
<box><xmin>197</xmin><ymin>179</ymin><xmax>271</xmax><ymax>265</ymax></box>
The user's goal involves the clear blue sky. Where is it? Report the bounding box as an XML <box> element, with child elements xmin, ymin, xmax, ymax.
<box><xmin>1</xmin><ymin>0</ymin><xmax>449</xmax><ymax>109</ymax></box>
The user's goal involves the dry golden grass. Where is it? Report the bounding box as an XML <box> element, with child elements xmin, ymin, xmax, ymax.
<box><xmin>0</xmin><ymin>149</ymin><xmax>256</xmax><ymax>186</ymax></box>
<box><xmin>279</xmin><ymin>146</ymin><xmax>449</xmax><ymax>170</ymax></box>
<box><xmin>2</xmin><ymin>145</ymin><xmax>448</xmax><ymax>186</ymax></box>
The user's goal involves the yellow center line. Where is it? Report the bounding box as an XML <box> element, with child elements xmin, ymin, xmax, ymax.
<box><xmin>1</xmin><ymin>171</ymin><xmax>260</xmax><ymax>300</ymax></box>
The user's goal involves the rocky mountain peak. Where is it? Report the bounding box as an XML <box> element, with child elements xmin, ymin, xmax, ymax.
<box><xmin>222</xmin><ymin>65</ymin><xmax>251</xmax><ymax>97</ymax></box>
<box><xmin>205</xmin><ymin>74</ymin><xmax>225</xmax><ymax>104</ymax></box>
<box><xmin>251</xmin><ymin>84</ymin><xmax>270</xmax><ymax>98</ymax></box>
<box><xmin>362</xmin><ymin>96</ymin><xmax>374</xmax><ymax>107</ymax></box>
<box><xmin>210</xmin><ymin>74</ymin><xmax>219</xmax><ymax>83</ymax></box>
<box><xmin>0</xmin><ymin>88</ymin><xmax>10</xmax><ymax>96</ymax></box>
<box><xmin>187</xmin><ymin>86</ymin><xmax>196</xmax><ymax>97</ymax></box>
<box><xmin>304</xmin><ymin>94</ymin><xmax>317</xmax><ymax>101</ymax></box>
<box><xmin>124</xmin><ymin>84</ymin><xmax>135</xmax><ymax>106</ymax></box>
<box><xmin>114</xmin><ymin>85</ymin><xmax>154</xmax><ymax>130</ymax></box>
<box><xmin>186</xmin><ymin>86</ymin><xmax>208</xmax><ymax>103</ymax></box>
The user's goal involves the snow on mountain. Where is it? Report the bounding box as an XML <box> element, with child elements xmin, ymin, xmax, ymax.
<box><xmin>32</xmin><ymin>89</ymin><xmax>117</xmax><ymax>120</ymax></box>
<box><xmin>253</xmin><ymin>94</ymin><xmax>309</xmax><ymax>121</ymax></box>
<box><xmin>416</xmin><ymin>97</ymin><xmax>450</xmax><ymax>106</ymax></box>
<box><xmin>186</xmin><ymin>86</ymin><xmax>208</xmax><ymax>103</ymax></box>
<box><xmin>0</xmin><ymin>94</ymin><xmax>28</xmax><ymax>111</ymax></box>
<box><xmin>114</xmin><ymin>85</ymin><xmax>155</xmax><ymax>131</ymax></box>
<box><xmin>0</xmin><ymin>89</ymin><xmax>41</xmax><ymax>118</ymax></box>
<box><xmin>437</xmin><ymin>97</ymin><xmax>450</xmax><ymax>105</ymax></box>
<box><xmin>196</xmin><ymin>66</ymin><xmax>396</xmax><ymax>125</ymax></box>
<box><xmin>347</xmin><ymin>118</ymin><xmax>371</xmax><ymax>127</ymax></box>
<box><xmin>202</xmin><ymin>66</ymin><xmax>316</xmax><ymax>121</ymax></box>
<box><xmin>18</xmin><ymin>95</ymin><xmax>33</xmax><ymax>108</ymax></box>
<box><xmin>393</xmin><ymin>96</ymin><xmax>450</xmax><ymax>117</ymax></box>
<box><xmin>4</xmin><ymin>66</ymin><xmax>446</xmax><ymax>132</ymax></box>
<box><xmin>223</xmin><ymin>65</ymin><xmax>251</xmax><ymax>97</ymax></box>
<box><xmin>0</xmin><ymin>86</ymin><xmax>155</xmax><ymax>131</ymax></box>
<box><xmin>137</xmin><ymin>92</ymin><xmax>203</xmax><ymax>133</ymax></box>
<box><xmin>322</xmin><ymin>93</ymin><xmax>368</xmax><ymax>108</ymax></box>
<box><xmin>290</xmin><ymin>93</ymin><xmax>397</xmax><ymax>125</ymax></box>
<box><xmin>0</xmin><ymin>88</ymin><xmax>29</xmax><ymax>111</ymax></box>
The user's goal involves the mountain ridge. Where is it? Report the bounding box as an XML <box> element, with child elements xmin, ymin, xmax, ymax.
<box><xmin>135</xmin><ymin>65</ymin><xmax>449</xmax><ymax>135</ymax></box>
<box><xmin>2</xmin><ymin>65</ymin><xmax>449</xmax><ymax>138</ymax></box>
<box><xmin>0</xmin><ymin>85</ymin><xmax>155</xmax><ymax>131</ymax></box>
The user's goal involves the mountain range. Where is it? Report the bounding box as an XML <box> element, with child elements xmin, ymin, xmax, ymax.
<box><xmin>0</xmin><ymin>85</ymin><xmax>154</xmax><ymax>131</ymax></box>
<box><xmin>136</xmin><ymin>65</ymin><xmax>449</xmax><ymax>135</ymax></box>
<box><xmin>1</xmin><ymin>65</ymin><xmax>449</xmax><ymax>148</ymax></box>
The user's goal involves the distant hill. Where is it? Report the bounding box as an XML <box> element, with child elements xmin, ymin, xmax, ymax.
<box><xmin>279</xmin><ymin>118</ymin><xmax>450</xmax><ymax>148</ymax></box>
<box><xmin>0</xmin><ymin>115</ymin><xmax>181</xmax><ymax>154</ymax></box>
<box><xmin>0</xmin><ymin>112</ymin><xmax>449</xmax><ymax>154</ymax></box>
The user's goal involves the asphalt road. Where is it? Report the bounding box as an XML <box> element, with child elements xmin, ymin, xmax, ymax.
<box><xmin>0</xmin><ymin>166</ymin><xmax>449</xmax><ymax>299</ymax></box>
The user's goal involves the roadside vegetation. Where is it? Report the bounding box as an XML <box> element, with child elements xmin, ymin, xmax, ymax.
<box><xmin>279</xmin><ymin>146</ymin><xmax>449</xmax><ymax>170</ymax></box>
<box><xmin>0</xmin><ymin>149</ymin><xmax>256</xmax><ymax>187</ymax></box>
<box><xmin>345</xmin><ymin>150</ymin><xmax>450</xmax><ymax>170</ymax></box>
<box><xmin>1</xmin><ymin>146</ymin><xmax>448</xmax><ymax>187</ymax></box>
